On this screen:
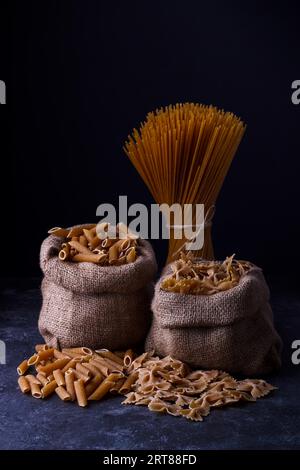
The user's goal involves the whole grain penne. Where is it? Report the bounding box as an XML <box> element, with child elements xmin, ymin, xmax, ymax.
<box><xmin>35</xmin><ymin>344</ymin><xmax>49</xmax><ymax>353</ymax></box>
<box><xmin>126</xmin><ymin>247</ymin><xmax>137</xmax><ymax>263</ymax></box>
<box><xmin>27</xmin><ymin>354</ymin><xmax>39</xmax><ymax>366</ymax></box>
<box><xmin>79</xmin><ymin>235</ymin><xmax>88</xmax><ymax>247</ymax></box>
<box><xmin>25</xmin><ymin>374</ymin><xmax>42</xmax><ymax>385</ymax></box>
<box><xmin>96</xmin><ymin>222</ymin><xmax>109</xmax><ymax>238</ymax></box>
<box><xmin>72</xmin><ymin>253</ymin><xmax>104</xmax><ymax>263</ymax></box>
<box><xmin>91</xmin><ymin>356</ymin><xmax>113</xmax><ymax>373</ymax></box>
<box><xmin>95</xmin><ymin>350</ymin><xmax>124</xmax><ymax>366</ymax></box>
<box><xmin>38</xmin><ymin>358</ymin><xmax>69</xmax><ymax>375</ymax></box>
<box><xmin>68</xmin><ymin>240</ymin><xmax>91</xmax><ymax>255</ymax></box>
<box><xmin>18</xmin><ymin>376</ymin><xmax>30</xmax><ymax>393</ymax></box>
<box><xmin>88</xmin><ymin>377</ymin><xmax>116</xmax><ymax>401</ymax></box>
<box><xmin>47</xmin><ymin>373</ymin><xmax>54</xmax><ymax>382</ymax></box>
<box><xmin>76</xmin><ymin>362</ymin><xmax>91</xmax><ymax>378</ymax></box>
<box><xmin>68</xmin><ymin>368</ymin><xmax>90</xmax><ymax>383</ymax></box>
<box><xmin>105</xmin><ymin>371</ymin><xmax>125</xmax><ymax>382</ymax></box>
<box><xmin>63</xmin><ymin>347</ymin><xmax>92</xmax><ymax>356</ymax></box>
<box><xmin>114</xmin><ymin>351</ymin><xmax>126</xmax><ymax>359</ymax></box>
<box><xmin>123</xmin><ymin>349</ymin><xmax>134</xmax><ymax>368</ymax></box>
<box><xmin>119</xmin><ymin>371</ymin><xmax>138</xmax><ymax>394</ymax></box>
<box><xmin>110</xmin><ymin>378</ymin><xmax>126</xmax><ymax>394</ymax></box>
<box><xmin>30</xmin><ymin>382</ymin><xmax>42</xmax><ymax>399</ymax></box>
<box><xmin>84</xmin><ymin>374</ymin><xmax>104</xmax><ymax>396</ymax></box>
<box><xmin>74</xmin><ymin>379</ymin><xmax>88</xmax><ymax>407</ymax></box>
<box><xmin>67</xmin><ymin>224</ymin><xmax>96</xmax><ymax>239</ymax></box>
<box><xmin>81</xmin><ymin>362</ymin><xmax>104</xmax><ymax>378</ymax></box>
<box><xmin>17</xmin><ymin>359</ymin><xmax>29</xmax><ymax>376</ymax></box>
<box><xmin>36</xmin><ymin>373</ymin><xmax>48</xmax><ymax>386</ymax></box>
<box><xmin>101</xmin><ymin>238</ymin><xmax>114</xmax><ymax>248</ymax></box>
<box><xmin>102</xmin><ymin>357</ymin><xmax>124</xmax><ymax>372</ymax></box>
<box><xmin>55</xmin><ymin>386</ymin><xmax>71</xmax><ymax>402</ymax></box>
<box><xmin>120</xmin><ymin>239</ymin><xmax>131</xmax><ymax>252</ymax></box>
<box><xmin>53</xmin><ymin>349</ymin><xmax>70</xmax><ymax>360</ymax></box>
<box><xmin>89</xmin><ymin>359</ymin><xmax>109</xmax><ymax>377</ymax></box>
<box><xmin>41</xmin><ymin>380</ymin><xmax>57</xmax><ymax>398</ymax></box>
<box><xmin>82</xmin><ymin>228</ymin><xmax>94</xmax><ymax>243</ymax></box>
<box><xmin>61</xmin><ymin>358</ymin><xmax>79</xmax><ymax>373</ymax></box>
<box><xmin>37</xmin><ymin>348</ymin><xmax>54</xmax><ymax>361</ymax></box>
<box><xmin>89</xmin><ymin>235</ymin><xmax>101</xmax><ymax>249</ymax></box>
<box><xmin>53</xmin><ymin>369</ymin><xmax>65</xmax><ymax>386</ymax></box>
<box><xmin>108</xmin><ymin>239</ymin><xmax>123</xmax><ymax>263</ymax></box>
<box><xmin>65</xmin><ymin>370</ymin><xmax>76</xmax><ymax>401</ymax></box>
<box><xmin>59</xmin><ymin>247</ymin><xmax>69</xmax><ymax>261</ymax></box>
<box><xmin>48</xmin><ymin>227</ymin><xmax>69</xmax><ymax>237</ymax></box>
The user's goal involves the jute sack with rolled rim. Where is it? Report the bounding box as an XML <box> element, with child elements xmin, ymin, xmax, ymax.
<box><xmin>38</xmin><ymin>228</ymin><xmax>157</xmax><ymax>350</ymax></box>
<box><xmin>145</xmin><ymin>265</ymin><xmax>282</xmax><ymax>375</ymax></box>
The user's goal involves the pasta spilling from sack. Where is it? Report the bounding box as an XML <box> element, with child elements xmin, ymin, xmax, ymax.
<box><xmin>48</xmin><ymin>223</ymin><xmax>138</xmax><ymax>265</ymax></box>
<box><xmin>124</xmin><ymin>103</ymin><xmax>246</xmax><ymax>262</ymax></box>
<box><xmin>17</xmin><ymin>346</ymin><xmax>276</xmax><ymax>421</ymax></box>
<box><xmin>161</xmin><ymin>253</ymin><xmax>252</xmax><ymax>295</ymax></box>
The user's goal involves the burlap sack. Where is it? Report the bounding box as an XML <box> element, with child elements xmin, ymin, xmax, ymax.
<box><xmin>38</xmin><ymin>233</ymin><xmax>157</xmax><ymax>350</ymax></box>
<box><xmin>146</xmin><ymin>266</ymin><xmax>282</xmax><ymax>375</ymax></box>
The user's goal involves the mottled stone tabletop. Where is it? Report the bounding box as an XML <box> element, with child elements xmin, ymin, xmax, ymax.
<box><xmin>0</xmin><ymin>282</ymin><xmax>299</xmax><ymax>450</ymax></box>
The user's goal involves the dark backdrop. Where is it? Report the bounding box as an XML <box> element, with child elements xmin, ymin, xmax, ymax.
<box><xmin>2</xmin><ymin>0</ymin><xmax>300</xmax><ymax>285</ymax></box>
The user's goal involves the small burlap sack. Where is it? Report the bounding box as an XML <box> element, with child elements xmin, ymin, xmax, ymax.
<box><xmin>146</xmin><ymin>266</ymin><xmax>282</xmax><ymax>375</ymax></box>
<box><xmin>38</xmin><ymin>233</ymin><xmax>157</xmax><ymax>350</ymax></box>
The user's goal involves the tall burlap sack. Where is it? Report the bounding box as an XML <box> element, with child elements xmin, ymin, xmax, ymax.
<box><xmin>145</xmin><ymin>266</ymin><xmax>282</xmax><ymax>375</ymax></box>
<box><xmin>38</xmin><ymin>233</ymin><xmax>157</xmax><ymax>350</ymax></box>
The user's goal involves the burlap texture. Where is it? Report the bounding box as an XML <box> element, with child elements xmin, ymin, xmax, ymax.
<box><xmin>39</xmin><ymin>232</ymin><xmax>157</xmax><ymax>349</ymax></box>
<box><xmin>145</xmin><ymin>266</ymin><xmax>282</xmax><ymax>375</ymax></box>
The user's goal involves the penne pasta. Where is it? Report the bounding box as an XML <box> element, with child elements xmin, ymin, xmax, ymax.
<box><xmin>74</xmin><ymin>379</ymin><xmax>88</xmax><ymax>407</ymax></box>
<box><xmin>65</xmin><ymin>370</ymin><xmax>76</xmax><ymax>401</ymax></box>
<box><xmin>17</xmin><ymin>359</ymin><xmax>29</xmax><ymax>376</ymax></box>
<box><xmin>81</xmin><ymin>362</ymin><xmax>103</xmax><ymax>377</ymax></box>
<box><xmin>67</xmin><ymin>224</ymin><xmax>96</xmax><ymax>239</ymax></box>
<box><xmin>63</xmin><ymin>347</ymin><xmax>92</xmax><ymax>356</ymax></box>
<box><xmin>95</xmin><ymin>350</ymin><xmax>124</xmax><ymax>366</ymax></box>
<box><xmin>68</xmin><ymin>368</ymin><xmax>90</xmax><ymax>383</ymax></box>
<box><xmin>53</xmin><ymin>369</ymin><xmax>66</xmax><ymax>386</ymax></box>
<box><xmin>37</xmin><ymin>348</ymin><xmax>54</xmax><ymax>361</ymax></box>
<box><xmin>108</xmin><ymin>240</ymin><xmax>123</xmax><ymax>264</ymax></box>
<box><xmin>76</xmin><ymin>362</ymin><xmax>91</xmax><ymax>378</ymax></box>
<box><xmin>55</xmin><ymin>386</ymin><xmax>71</xmax><ymax>402</ymax></box>
<box><xmin>89</xmin><ymin>235</ymin><xmax>101</xmax><ymax>249</ymax></box>
<box><xmin>18</xmin><ymin>376</ymin><xmax>30</xmax><ymax>394</ymax></box>
<box><xmin>59</xmin><ymin>247</ymin><xmax>70</xmax><ymax>261</ymax></box>
<box><xmin>123</xmin><ymin>349</ymin><xmax>134</xmax><ymax>368</ymax></box>
<box><xmin>72</xmin><ymin>253</ymin><xmax>104</xmax><ymax>263</ymax></box>
<box><xmin>68</xmin><ymin>240</ymin><xmax>92</xmax><ymax>255</ymax></box>
<box><xmin>25</xmin><ymin>374</ymin><xmax>42</xmax><ymax>385</ymax></box>
<box><xmin>79</xmin><ymin>235</ymin><xmax>88</xmax><ymax>247</ymax></box>
<box><xmin>27</xmin><ymin>354</ymin><xmax>39</xmax><ymax>366</ymax></box>
<box><xmin>87</xmin><ymin>380</ymin><xmax>114</xmax><ymax>401</ymax></box>
<box><xmin>30</xmin><ymin>382</ymin><xmax>42</xmax><ymax>399</ymax></box>
<box><xmin>41</xmin><ymin>380</ymin><xmax>57</xmax><ymax>398</ymax></box>
<box><xmin>84</xmin><ymin>375</ymin><xmax>104</xmax><ymax>396</ymax></box>
<box><xmin>48</xmin><ymin>227</ymin><xmax>69</xmax><ymax>238</ymax></box>
<box><xmin>38</xmin><ymin>358</ymin><xmax>69</xmax><ymax>375</ymax></box>
<box><xmin>35</xmin><ymin>344</ymin><xmax>49</xmax><ymax>353</ymax></box>
<box><xmin>89</xmin><ymin>359</ymin><xmax>110</xmax><ymax>377</ymax></box>
<box><xmin>53</xmin><ymin>349</ymin><xmax>70</xmax><ymax>360</ymax></box>
<box><xmin>82</xmin><ymin>228</ymin><xmax>94</xmax><ymax>244</ymax></box>
<box><xmin>126</xmin><ymin>247</ymin><xmax>137</xmax><ymax>264</ymax></box>
<box><xmin>110</xmin><ymin>378</ymin><xmax>126</xmax><ymax>394</ymax></box>
<box><xmin>119</xmin><ymin>371</ymin><xmax>138</xmax><ymax>394</ymax></box>
<box><xmin>36</xmin><ymin>373</ymin><xmax>48</xmax><ymax>386</ymax></box>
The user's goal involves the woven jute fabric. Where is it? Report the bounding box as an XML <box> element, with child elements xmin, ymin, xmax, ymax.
<box><xmin>145</xmin><ymin>266</ymin><xmax>282</xmax><ymax>375</ymax></box>
<box><xmin>38</xmin><ymin>232</ymin><xmax>157</xmax><ymax>349</ymax></box>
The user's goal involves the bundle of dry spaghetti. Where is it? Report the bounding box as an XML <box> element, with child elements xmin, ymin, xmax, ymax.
<box><xmin>17</xmin><ymin>346</ymin><xmax>275</xmax><ymax>421</ymax></box>
<box><xmin>161</xmin><ymin>252</ymin><xmax>252</xmax><ymax>295</ymax></box>
<box><xmin>48</xmin><ymin>222</ymin><xmax>138</xmax><ymax>266</ymax></box>
<box><xmin>124</xmin><ymin>103</ymin><xmax>246</xmax><ymax>262</ymax></box>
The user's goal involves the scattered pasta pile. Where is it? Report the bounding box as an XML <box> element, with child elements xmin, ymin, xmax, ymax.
<box><xmin>161</xmin><ymin>253</ymin><xmax>252</xmax><ymax>295</ymax></box>
<box><xmin>17</xmin><ymin>346</ymin><xmax>275</xmax><ymax>421</ymax></box>
<box><xmin>48</xmin><ymin>223</ymin><xmax>138</xmax><ymax>265</ymax></box>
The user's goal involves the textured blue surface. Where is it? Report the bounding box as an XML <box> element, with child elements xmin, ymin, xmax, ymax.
<box><xmin>0</xmin><ymin>285</ymin><xmax>299</xmax><ymax>450</ymax></box>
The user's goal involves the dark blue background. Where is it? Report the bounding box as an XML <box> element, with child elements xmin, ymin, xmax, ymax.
<box><xmin>2</xmin><ymin>0</ymin><xmax>300</xmax><ymax>281</ymax></box>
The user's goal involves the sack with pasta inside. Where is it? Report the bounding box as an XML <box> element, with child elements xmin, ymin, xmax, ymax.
<box><xmin>38</xmin><ymin>223</ymin><xmax>157</xmax><ymax>350</ymax></box>
<box><xmin>145</xmin><ymin>254</ymin><xmax>282</xmax><ymax>375</ymax></box>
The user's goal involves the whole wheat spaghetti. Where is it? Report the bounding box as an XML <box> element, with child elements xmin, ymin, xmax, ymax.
<box><xmin>124</xmin><ymin>103</ymin><xmax>246</xmax><ymax>262</ymax></box>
